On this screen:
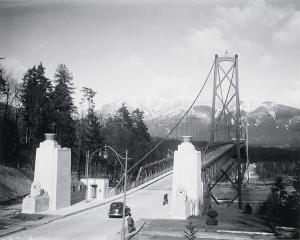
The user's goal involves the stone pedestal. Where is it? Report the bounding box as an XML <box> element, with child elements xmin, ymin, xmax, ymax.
<box><xmin>34</xmin><ymin>134</ymin><xmax>71</xmax><ymax>210</ymax></box>
<box><xmin>22</xmin><ymin>195</ymin><xmax>49</xmax><ymax>214</ymax></box>
<box><xmin>171</xmin><ymin>136</ymin><xmax>203</xmax><ymax>219</ymax></box>
<box><xmin>22</xmin><ymin>133</ymin><xmax>71</xmax><ymax>213</ymax></box>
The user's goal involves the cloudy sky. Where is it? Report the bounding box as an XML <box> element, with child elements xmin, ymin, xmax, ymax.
<box><xmin>0</xmin><ymin>0</ymin><xmax>299</xmax><ymax>109</ymax></box>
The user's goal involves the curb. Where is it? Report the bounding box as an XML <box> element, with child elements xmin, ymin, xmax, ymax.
<box><xmin>216</xmin><ymin>229</ymin><xmax>275</xmax><ymax>236</ymax></box>
<box><xmin>139</xmin><ymin>229</ymin><xmax>276</xmax><ymax>239</ymax></box>
<box><xmin>0</xmin><ymin>227</ymin><xmax>26</xmax><ymax>238</ymax></box>
<box><xmin>0</xmin><ymin>171</ymin><xmax>172</xmax><ymax>238</ymax></box>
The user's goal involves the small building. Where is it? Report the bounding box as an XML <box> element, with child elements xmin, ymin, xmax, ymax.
<box><xmin>81</xmin><ymin>178</ymin><xmax>109</xmax><ymax>201</ymax></box>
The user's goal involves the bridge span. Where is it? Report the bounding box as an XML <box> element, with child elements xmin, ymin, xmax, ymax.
<box><xmin>2</xmin><ymin>53</ymin><xmax>248</xmax><ymax>239</ymax></box>
<box><xmin>2</xmin><ymin>142</ymin><xmax>246</xmax><ymax>240</ymax></box>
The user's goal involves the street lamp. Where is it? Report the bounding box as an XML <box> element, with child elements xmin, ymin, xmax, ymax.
<box><xmin>85</xmin><ymin>145</ymin><xmax>130</xmax><ymax>240</ymax></box>
<box><xmin>241</xmin><ymin>118</ymin><xmax>249</xmax><ymax>182</ymax></box>
<box><xmin>85</xmin><ymin>148</ymin><xmax>105</xmax><ymax>202</ymax></box>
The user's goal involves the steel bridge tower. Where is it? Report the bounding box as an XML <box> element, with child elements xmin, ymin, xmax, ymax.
<box><xmin>208</xmin><ymin>53</ymin><xmax>243</xmax><ymax>209</ymax></box>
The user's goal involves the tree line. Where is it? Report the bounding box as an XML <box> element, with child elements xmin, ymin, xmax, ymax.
<box><xmin>249</xmin><ymin>146</ymin><xmax>300</xmax><ymax>180</ymax></box>
<box><xmin>0</xmin><ymin>63</ymin><xmax>178</xmax><ymax>184</ymax></box>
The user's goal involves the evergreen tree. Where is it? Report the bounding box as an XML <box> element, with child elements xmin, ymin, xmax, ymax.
<box><xmin>82</xmin><ymin>87</ymin><xmax>103</xmax><ymax>151</ymax></box>
<box><xmin>75</xmin><ymin>87</ymin><xmax>104</xmax><ymax>178</ymax></box>
<box><xmin>20</xmin><ymin>63</ymin><xmax>53</xmax><ymax>150</ymax></box>
<box><xmin>104</xmin><ymin>105</ymin><xmax>153</xmax><ymax>178</ymax></box>
<box><xmin>105</xmin><ymin>104</ymin><xmax>134</xmax><ymax>153</ymax></box>
<box><xmin>52</xmin><ymin>64</ymin><xmax>76</xmax><ymax>147</ymax></box>
<box><xmin>115</xmin><ymin>103</ymin><xmax>133</xmax><ymax>129</ymax></box>
<box><xmin>129</xmin><ymin>108</ymin><xmax>151</xmax><ymax>171</ymax></box>
<box><xmin>104</xmin><ymin>104</ymin><xmax>134</xmax><ymax>181</ymax></box>
<box><xmin>131</xmin><ymin>108</ymin><xmax>151</xmax><ymax>141</ymax></box>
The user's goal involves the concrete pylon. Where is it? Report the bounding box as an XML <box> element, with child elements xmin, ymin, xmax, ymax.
<box><xmin>34</xmin><ymin>133</ymin><xmax>71</xmax><ymax>210</ymax></box>
<box><xmin>171</xmin><ymin>136</ymin><xmax>203</xmax><ymax>219</ymax></box>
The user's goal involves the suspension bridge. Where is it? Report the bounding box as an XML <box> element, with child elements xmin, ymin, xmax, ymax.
<box><xmin>1</xmin><ymin>53</ymin><xmax>252</xmax><ymax>240</ymax></box>
<box><xmin>128</xmin><ymin>53</ymin><xmax>248</xmax><ymax>210</ymax></box>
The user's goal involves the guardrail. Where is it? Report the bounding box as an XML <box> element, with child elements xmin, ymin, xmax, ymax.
<box><xmin>136</xmin><ymin>157</ymin><xmax>173</xmax><ymax>181</ymax></box>
<box><xmin>112</xmin><ymin>166</ymin><xmax>173</xmax><ymax>196</ymax></box>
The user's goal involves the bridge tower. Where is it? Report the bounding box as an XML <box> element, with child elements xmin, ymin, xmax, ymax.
<box><xmin>209</xmin><ymin>53</ymin><xmax>243</xmax><ymax>209</ymax></box>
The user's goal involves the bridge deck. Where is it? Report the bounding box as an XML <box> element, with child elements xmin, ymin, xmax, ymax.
<box><xmin>202</xmin><ymin>143</ymin><xmax>235</xmax><ymax>167</ymax></box>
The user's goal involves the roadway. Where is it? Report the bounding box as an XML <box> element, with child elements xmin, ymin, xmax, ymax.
<box><xmin>2</xmin><ymin>174</ymin><xmax>172</xmax><ymax>240</ymax></box>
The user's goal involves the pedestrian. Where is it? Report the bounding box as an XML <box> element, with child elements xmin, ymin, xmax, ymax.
<box><xmin>127</xmin><ymin>213</ymin><xmax>136</xmax><ymax>233</ymax></box>
<box><xmin>163</xmin><ymin>193</ymin><xmax>168</xmax><ymax>205</ymax></box>
<box><xmin>243</xmin><ymin>203</ymin><xmax>253</xmax><ymax>214</ymax></box>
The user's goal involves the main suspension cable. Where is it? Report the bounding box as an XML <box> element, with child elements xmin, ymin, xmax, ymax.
<box><xmin>127</xmin><ymin>60</ymin><xmax>215</xmax><ymax>174</ymax></box>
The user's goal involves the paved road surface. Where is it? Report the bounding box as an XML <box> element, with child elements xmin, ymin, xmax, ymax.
<box><xmin>2</xmin><ymin>174</ymin><xmax>172</xmax><ymax>240</ymax></box>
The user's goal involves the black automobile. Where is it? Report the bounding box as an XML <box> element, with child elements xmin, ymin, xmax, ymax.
<box><xmin>108</xmin><ymin>202</ymin><xmax>131</xmax><ymax>218</ymax></box>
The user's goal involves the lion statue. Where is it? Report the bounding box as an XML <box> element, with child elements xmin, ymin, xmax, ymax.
<box><xmin>29</xmin><ymin>181</ymin><xmax>44</xmax><ymax>197</ymax></box>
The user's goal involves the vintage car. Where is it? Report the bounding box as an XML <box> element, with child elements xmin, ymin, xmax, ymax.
<box><xmin>108</xmin><ymin>202</ymin><xmax>131</xmax><ymax>218</ymax></box>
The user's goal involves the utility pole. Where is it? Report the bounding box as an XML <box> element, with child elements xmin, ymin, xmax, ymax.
<box><xmin>245</xmin><ymin>119</ymin><xmax>249</xmax><ymax>183</ymax></box>
<box><xmin>121</xmin><ymin>149</ymin><xmax>128</xmax><ymax>240</ymax></box>
<box><xmin>85</xmin><ymin>150</ymin><xmax>90</xmax><ymax>202</ymax></box>
<box><xmin>234</xmin><ymin>54</ymin><xmax>242</xmax><ymax>210</ymax></box>
<box><xmin>246</xmin><ymin>125</ymin><xmax>249</xmax><ymax>182</ymax></box>
<box><xmin>209</xmin><ymin>54</ymin><xmax>218</xmax><ymax>145</ymax></box>
<box><xmin>0</xmin><ymin>57</ymin><xmax>4</xmax><ymax>165</ymax></box>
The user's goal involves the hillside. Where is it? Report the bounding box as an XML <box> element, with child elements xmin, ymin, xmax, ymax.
<box><xmin>0</xmin><ymin>164</ymin><xmax>33</xmax><ymax>203</ymax></box>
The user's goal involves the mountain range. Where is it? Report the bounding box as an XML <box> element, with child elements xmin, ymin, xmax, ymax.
<box><xmin>99</xmin><ymin>99</ymin><xmax>300</xmax><ymax>147</ymax></box>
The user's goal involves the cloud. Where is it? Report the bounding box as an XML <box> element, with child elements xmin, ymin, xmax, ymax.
<box><xmin>215</xmin><ymin>1</ymin><xmax>292</xmax><ymax>41</ymax></box>
<box><xmin>186</xmin><ymin>0</ymin><xmax>297</xmax><ymax>58</ymax></box>
<box><xmin>183</xmin><ymin>0</ymin><xmax>300</xmax><ymax>108</ymax></box>
<box><xmin>260</xmin><ymin>53</ymin><xmax>277</xmax><ymax>66</ymax></box>
<box><xmin>272</xmin><ymin>12</ymin><xmax>300</xmax><ymax>46</ymax></box>
<box><xmin>1</xmin><ymin>57</ymin><xmax>27</xmax><ymax>82</ymax></box>
<box><xmin>121</xmin><ymin>54</ymin><xmax>145</xmax><ymax>67</ymax></box>
<box><xmin>2</xmin><ymin>0</ymin><xmax>300</xmax><ymax>108</ymax></box>
<box><xmin>187</xmin><ymin>27</ymin><xmax>229</xmax><ymax>58</ymax></box>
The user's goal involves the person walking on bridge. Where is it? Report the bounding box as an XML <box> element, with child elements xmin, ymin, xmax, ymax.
<box><xmin>163</xmin><ymin>193</ymin><xmax>168</xmax><ymax>205</ymax></box>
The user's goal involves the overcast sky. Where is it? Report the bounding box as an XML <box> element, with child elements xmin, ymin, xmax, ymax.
<box><xmin>0</xmin><ymin>0</ymin><xmax>299</xmax><ymax>109</ymax></box>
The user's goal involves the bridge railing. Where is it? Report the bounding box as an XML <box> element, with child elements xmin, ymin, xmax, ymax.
<box><xmin>200</xmin><ymin>142</ymin><xmax>247</xmax><ymax>210</ymax></box>
<box><xmin>112</xmin><ymin>157</ymin><xmax>173</xmax><ymax>195</ymax></box>
<box><xmin>135</xmin><ymin>157</ymin><xmax>173</xmax><ymax>181</ymax></box>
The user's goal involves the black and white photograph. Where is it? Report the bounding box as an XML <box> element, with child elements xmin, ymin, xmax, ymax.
<box><xmin>0</xmin><ymin>0</ymin><xmax>299</xmax><ymax>239</ymax></box>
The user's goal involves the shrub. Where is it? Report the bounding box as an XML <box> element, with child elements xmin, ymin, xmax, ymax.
<box><xmin>184</xmin><ymin>221</ymin><xmax>197</xmax><ymax>240</ymax></box>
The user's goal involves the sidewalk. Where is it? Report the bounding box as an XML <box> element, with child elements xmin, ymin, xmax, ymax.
<box><xmin>0</xmin><ymin>171</ymin><xmax>172</xmax><ymax>238</ymax></box>
<box><xmin>122</xmin><ymin>204</ymin><xmax>277</xmax><ymax>240</ymax></box>
<box><xmin>109</xmin><ymin>216</ymin><xmax>276</xmax><ymax>240</ymax></box>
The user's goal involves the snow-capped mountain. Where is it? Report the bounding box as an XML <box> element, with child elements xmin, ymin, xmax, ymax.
<box><xmin>100</xmin><ymin>96</ymin><xmax>191</xmax><ymax>120</ymax></box>
<box><xmin>98</xmin><ymin>97</ymin><xmax>300</xmax><ymax>147</ymax></box>
<box><xmin>245</xmin><ymin>101</ymin><xmax>300</xmax><ymax>128</ymax></box>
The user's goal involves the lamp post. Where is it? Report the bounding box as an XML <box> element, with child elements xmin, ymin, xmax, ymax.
<box><xmin>101</xmin><ymin>145</ymin><xmax>129</xmax><ymax>240</ymax></box>
<box><xmin>121</xmin><ymin>149</ymin><xmax>128</xmax><ymax>240</ymax></box>
<box><xmin>85</xmin><ymin>150</ymin><xmax>89</xmax><ymax>202</ymax></box>
<box><xmin>85</xmin><ymin>148</ymin><xmax>104</xmax><ymax>202</ymax></box>
<box><xmin>86</xmin><ymin>145</ymin><xmax>130</xmax><ymax>240</ymax></box>
<box><xmin>241</xmin><ymin>118</ymin><xmax>249</xmax><ymax>182</ymax></box>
